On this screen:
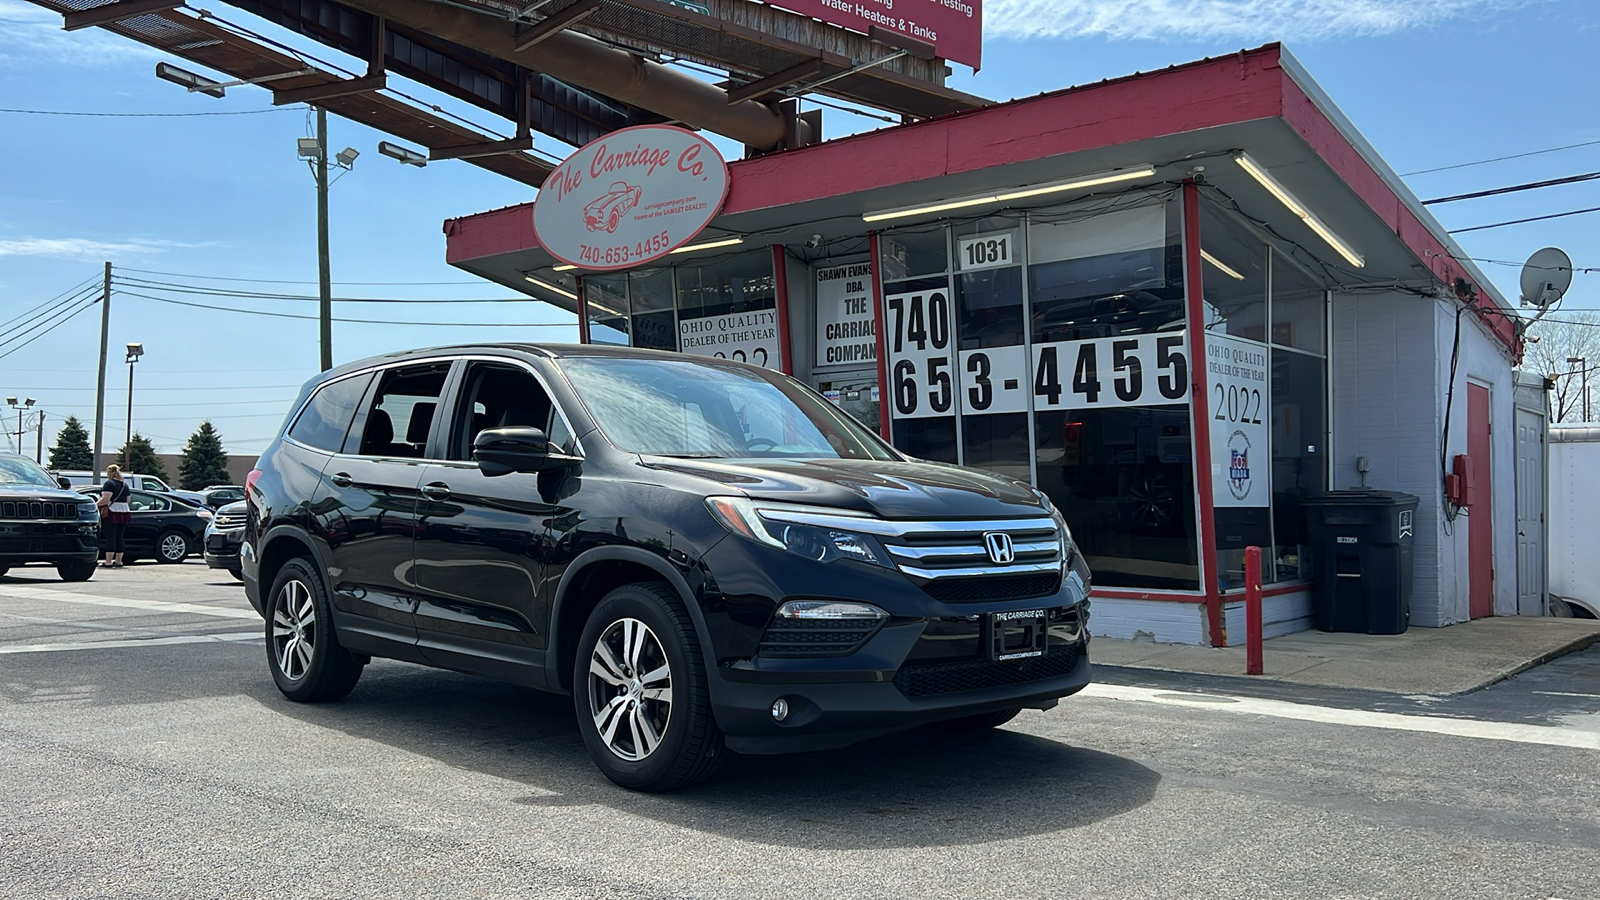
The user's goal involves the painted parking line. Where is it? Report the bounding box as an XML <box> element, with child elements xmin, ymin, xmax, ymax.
<box><xmin>0</xmin><ymin>585</ymin><xmax>259</xmax><ymax>620</ymax></box>
<box><xmin>1080</xmin><ymin>683</ymin><xmax>1600</xmax><ymax>750</ymax></box>
<box><xmin>0</xmin><ymin>632</ymin><xmax>262</xmax><ymax>654</ymax></box>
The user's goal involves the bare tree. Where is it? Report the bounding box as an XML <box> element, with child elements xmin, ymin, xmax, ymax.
<box><xmin>1525</xmin><ymin>311</ymin><xmax>1600</xmax><ymax>423</ymax></box>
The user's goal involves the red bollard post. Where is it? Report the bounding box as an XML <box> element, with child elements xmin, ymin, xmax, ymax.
<box><xmin>1245</xmin><ymin>545</ymin><xmax>1264</xmax><ymax>675</ymax></box>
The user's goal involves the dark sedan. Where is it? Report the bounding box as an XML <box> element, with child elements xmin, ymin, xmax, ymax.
<box><xmin>77</xmin><ymin>487</ymin><xmax>210</xmax><ymax>564</ymax></box>
<box><xmin>0</xmin><ymin>453</ymin><xmax>100</xmax><ymax>581</ymax></box>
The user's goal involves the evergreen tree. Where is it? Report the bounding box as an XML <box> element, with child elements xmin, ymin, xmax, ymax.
<box><xmin>115</xmin><ymin>434</ymin><xmax>167</xmax><ymax>480</ymax></box>
<box><xmin>178</xmin><ymin>421</ymin><xmax>230</xmax><ymax>489</ymax></box>
<box><xmin>48</xmin><ymin>415</ymin><xmax>93</xmax><ymax>471</ymax></box>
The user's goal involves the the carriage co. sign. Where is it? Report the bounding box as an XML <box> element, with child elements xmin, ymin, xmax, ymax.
<box><xmin>533</xmin><ymin>124</ymin><xmax>730</xmax><ymax>271</ymax></box>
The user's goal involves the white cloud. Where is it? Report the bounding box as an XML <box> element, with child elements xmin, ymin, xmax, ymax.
<box><xmin>0</xmin><ymin>236</ymin><xmax>201</xmax><ymax>260</ymax></box>
<box><xmin>0</xmin><ymin>0</ymin><xmax>160</xmax><ymax>68</ymax></box>
<box><xmin>985</xmin><ymin>0</ymin><xmax>1520</xmax><ymax>42</ymax></box>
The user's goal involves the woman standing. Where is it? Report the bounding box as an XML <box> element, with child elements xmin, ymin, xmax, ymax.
<box><xmin>98</xmin><ymin>464</ymin><xmax>132</xmax><ymax>568</ymax></box>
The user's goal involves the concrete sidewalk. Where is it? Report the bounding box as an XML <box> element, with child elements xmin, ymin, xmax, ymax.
<box><xmin>1090</xmin><ymin>617</ymin><xmax>1600</xmax><ymax>696</ymax></box>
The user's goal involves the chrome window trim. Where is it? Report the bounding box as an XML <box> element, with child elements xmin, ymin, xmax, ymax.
<box><xmin>884</xmin><ymin>539</ymin><xmax>1059</xmax><ymax>562</ymax></box>
<box><xmin>756</xmin><ymin>509</ymin><xmax>1056</xmax><ymax>538</ymax></box>
<box><xmin>280</xmin><ymin>352</ymin><xmax>586</xmax><ymax>465</ymax></box>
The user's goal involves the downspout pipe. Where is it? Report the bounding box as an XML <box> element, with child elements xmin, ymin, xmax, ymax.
<box><xmin>334</xmin><ymin>0</ymin><xmax>790</xmax><ymax>149</ymax></box>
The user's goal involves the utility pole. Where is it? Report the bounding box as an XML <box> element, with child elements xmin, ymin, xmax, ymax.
<box><xmin>316</xmin><ymin>105</ymin><xmax>333</xmax><ymax>372</ymax></box>
<box><xmin>93</xmin><ymin>261</ymin><xmax>111</xmax><ymax>478</ymax></box>
<box><xmin>35</xmin><ymin>411</ymin><xmax>44</xmax><ymax>464</ymax></box>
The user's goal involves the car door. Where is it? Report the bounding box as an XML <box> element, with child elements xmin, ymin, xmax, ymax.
<box><xmin>310</xmin><ymin>361</ymin><xmax>451</xmax><ymax>657</ymax></box>
<box><xmin>412</xmin><ymin>359</ymin><xmax>571</xmax><ymax>685</ymax></box>
<box><xmin>124</xmin><ymin>490</ymin><xmax>168</xmax><ymax>559</ymax></box>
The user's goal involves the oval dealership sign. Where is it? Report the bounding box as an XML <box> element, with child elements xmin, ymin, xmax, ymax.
<box><xmin>533</xmin><ymin>124</ymin><xmax>730</xmax><ymax>271</ymax></box>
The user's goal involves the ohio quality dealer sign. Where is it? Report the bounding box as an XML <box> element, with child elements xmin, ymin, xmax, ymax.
<box><xmin>533</xmin><ymin>124</ymin><xmax>730</xmax><ymax>271</ymax></box>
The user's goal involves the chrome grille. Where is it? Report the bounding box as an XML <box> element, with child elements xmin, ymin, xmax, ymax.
<box><xmin>881</xmin><ymin>518</ymin><xmax>1061</xmax><ymax>581</ymax></box>
<box><xmin>0</xmin><ymin>500</ymin><xmax>77</xmax><ymax>520</ymax></box>
<box><xmin>214</xmin><ymin>512</ymin><xmax>247</xmax><ymax>530</ymax></box>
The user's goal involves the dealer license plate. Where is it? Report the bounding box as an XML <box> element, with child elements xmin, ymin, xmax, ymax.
<box><xmin>988</xmin><ymin>609</ymin><xmax>1048</xmax><ymax>661</ymax></box>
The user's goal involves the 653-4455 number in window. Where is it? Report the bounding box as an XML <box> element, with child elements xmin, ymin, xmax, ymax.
<box><xmin>1031</xmin><ymin>333</ymin><xmax>1190</xmax><ymax>410</ymax></box>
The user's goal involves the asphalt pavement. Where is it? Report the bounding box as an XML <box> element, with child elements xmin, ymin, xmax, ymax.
<box><xmin>1</xmin><ymin>562</ymin><xmax>1597</xmax><ymax>899</ymax></box>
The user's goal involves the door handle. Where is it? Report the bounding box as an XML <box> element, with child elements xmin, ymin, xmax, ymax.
<box><xmin>328</xmin><ymin>472</ymin><xmax>354</xmax><ymax>488</ymax></box>
<box><xmin>421</xmin><ymin>482</ymin><xmax>451</xmax><ymax>500</ymax></box>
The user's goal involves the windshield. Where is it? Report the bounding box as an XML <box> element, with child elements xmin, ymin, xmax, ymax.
<box><xmin>0</xmin><ymin>456</ymin><xmax>59</xmax><ymax>489</ymax></box>
<box><xmin>560</xmin><ymin>357</ymin><xmax>896</xmax><ymax>461</ymax></box>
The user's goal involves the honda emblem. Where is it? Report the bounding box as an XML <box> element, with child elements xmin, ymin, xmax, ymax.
<box><xmin>984</xmin><ymin>532</ymin><xmax>1016</xmax><ymax>564</ymax></box>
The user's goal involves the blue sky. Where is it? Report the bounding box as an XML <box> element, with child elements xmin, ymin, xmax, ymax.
<box><xmin>1</xmin><ymin>0</ymin><xmax>1596</xmax><ymax>460</ymax></box>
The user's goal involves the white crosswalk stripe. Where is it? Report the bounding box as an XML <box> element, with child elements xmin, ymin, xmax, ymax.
<box><xmin>0</xmin><ymin>585</ymin><xmax>259</xmax><ymax>620</ymax></box>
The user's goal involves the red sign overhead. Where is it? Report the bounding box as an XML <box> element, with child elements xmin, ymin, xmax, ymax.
<box><xmin>533</xmin><ymin>124</ymin><xmax>730</xmax><ymax>272</ymax></box>
<box><xmin>763</xmin><ymin>0</ymin><xmax>982</xmax><ymax>69</ymax></box>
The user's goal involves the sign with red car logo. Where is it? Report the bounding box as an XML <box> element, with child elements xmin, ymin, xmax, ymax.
<box><xmin>533</xmin><ymin>124</ymin><xmax>730</xmax><ymax>271</ymax></box>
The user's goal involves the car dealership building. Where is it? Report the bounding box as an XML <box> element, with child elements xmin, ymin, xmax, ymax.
<box><xmin>440</xmin><ymin>45</ymin><xmax>1544</xmax><ymax>646</ymax></box>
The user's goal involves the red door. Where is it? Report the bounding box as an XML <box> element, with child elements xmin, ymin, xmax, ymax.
<box><xmin>1468</xmin><ymin>383</ymin><xmax>1494</xmax><ymax>619</ymax></box>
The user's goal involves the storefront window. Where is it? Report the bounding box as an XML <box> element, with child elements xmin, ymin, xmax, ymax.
<box><xmin>629</xmin><ymin>268</ymin><xmax>676</xmax><ymax>351</ymax></box>
<box><xmin>675</xmin><ymin>251</ymin><xmax>780</xmax><ymax>368</ymax></box>
<box><xmin>1198</xmin><ymin>204</ymin><xmax>1268</xmax><ymax>340</ymax></box>
<box><xmin>1027</xmin><ymin>197</ymin><xmax>1197</xmax><ymax>589</ymax></box>
<box><xmin>880</xmin><ymin>226</ymin><xmax>948</xmax><ymax>281</ymax></box>
<box><xmin>584</xmin><ymin>274</ymin><xmax>629</xmax><ymax>346</ymax></box>
<box><xmin>1271</xmin><ymin>250</ymin><xmax>1328</xmax><ymax>354</ymax></box>
<box><xmin>1271</xmin><ymin>349</ymin><xmax>1326</xmax><ymax>580</ymax></box>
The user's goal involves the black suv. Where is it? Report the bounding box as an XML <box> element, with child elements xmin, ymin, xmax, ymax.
<box><xmin>0</xmin><ymin>453</ymin><xmax>100</xmax><ymax>581</ymax></box>
<box><xmin>243</xmin><ymin>345</ymin><xmax>1092</xmax><ymax>791</ymax></box>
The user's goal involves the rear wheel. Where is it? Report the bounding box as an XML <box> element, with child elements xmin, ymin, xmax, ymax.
<box><xmin>931</xmin><ymin>708</ymin><xmax>1022</xmax><ymax>732</ymax></box>
<box><xmin>156</xmin><ymin>530</ymin><xmax>191</xmax><ymax>563</ymax></box>
<box><xmin>56</xmin><ymin>560</ymin><xmax>96</xmax><ymax>582</ymax></box>
<box><xmin>267</xmin><ymin>557</ymin><xmax>363</xmax><ymax>702</ymax></box>
<box><xmin>573</xmin><ymin>582</ymin><xmax>723</xmax><ymax>792</ymax></box>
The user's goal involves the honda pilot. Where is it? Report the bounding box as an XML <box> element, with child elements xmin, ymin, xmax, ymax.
<box><xmin>243</xmin><ymin>345</ymin><xmax>1092</xmax><ymax>791</ymax></box>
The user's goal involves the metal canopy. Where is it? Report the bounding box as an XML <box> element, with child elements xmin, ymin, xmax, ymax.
<box><xmin>26</xmin><ymin>0</ymin><xmax>558</xmax><ymax>186</ymax></box>
<box><xmin>433</xmin><ymin>0</ymin><xmax>984</xmax><ymax>119</ymax></box>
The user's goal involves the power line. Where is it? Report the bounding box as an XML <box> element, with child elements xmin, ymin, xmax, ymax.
<box><xmin>113</xmin><ymin>275</ymin><xmax>540</xmax><ymax>304</ymax></box>
<box><xmin>0</xmin><ymin>106</ymin><xmax>294</xmax><ymax>118</ymax></box>
<box><xmin>1422</xmin><ymin>170</ymin><xmax>1600</xmax><ymax>205</ymax></box>
<box><xmin>1401</xmin><ymin>138</ymin><xmax>1600</xmax><ymax>177</ymax></box>
<box><xmin>116</xmin><ymin>266</ymin><xmax>486</xmax><ymax>286</ymax></box>
<box><xmin>0</xmin><ymin>295</ymin><xmax>102</xmax><ymax>361</ymax></box>
<box><xmin>0</xmin><ymin>286</ymin><xmax>100</xmax><ymax>353</ymax></box>
<box><xmin>1450</xmin><ymin>205</ymin><xmax>1600</xmax><ymax>234</ymax></box>
<box><xmin>0</xmin><ymin>274</ymin><xmax>99</xmax><ymax>333</ymax></box>
<box><xmin>116</xmin><ymin>290</ymin><xmax>574</xmax><ymax>327</ymax></box>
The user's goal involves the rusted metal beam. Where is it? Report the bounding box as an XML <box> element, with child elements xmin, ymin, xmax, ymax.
<box><xmin>429</xmin><ymin>137</ymin><xmax>534</xmax><ymax>161</ymax></box>
<box><xmin>726</xmin><ymin>58</ymin><xmax>826</xmax><ymax>104</ymax></box>
<box><xmin>512</xmin><ymin>0</ymin><xmax>600</xmax><ymax>52</ymax></box>
<box><xmin>63</xmin><ymin>0</ymin><xmax>181</xmax><ymax>30</ymax></box>
<box><xmin>271</xmin><ymin>73</ymin><xmax>387</xmax><ymax>106</ymax></box>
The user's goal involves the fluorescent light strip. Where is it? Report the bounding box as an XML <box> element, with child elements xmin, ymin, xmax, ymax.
<box><xmin>862</xmin><ymin>166</ymin><xmax>1157</xmax><ymax>223</ymax></box>
<box><xmin>1234</xmin><ymin>153</ymin><xmax>1365</xmax><ymax>268</ymax></box>
<box><xmin>669</xmin><ymin>236</ymin><xmax>744</xmax><ymax>254</ymax></box>
<box><xmin>523</xmin><ymin>275</ymin><xmax>577</xmax><ymax>300</ymax></box>
<box><xmin>1201</xmin><ymin>249</ymin><xmax>1245</xmax><ymax>281</ymax></box>
<box><xmin>552</xmin><ymin>264</ymin><xmax>576</xmax><ymax>272</ymax></box>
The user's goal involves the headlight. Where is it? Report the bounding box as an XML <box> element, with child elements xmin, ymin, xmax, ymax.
<box><xmin>705</xmin><ymin>497</ymin><xmax>896</xmax><ymax>569</ymax></box>
<box><xmin>1031</xmin><ymin>488</ymin><xmax>1077</xmax><ymax>576</ymax></box>
<box><xmin>76</xmin><ymin>502</ymin><xmax>99</xmax><ymax>521</ymax></box>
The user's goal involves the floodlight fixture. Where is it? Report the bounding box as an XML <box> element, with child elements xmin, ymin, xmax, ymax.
<box><xmin>125</xmin><ymin>342</ymin><xmax>144</xmax><ymax>361</ymax></box>
<box><xmin>155</xmin><ymin>62</ymin><xmax>226</xmax><ymax>98</ymax></box>
<box><xmin>335</xmin><ymin>147</ymin><xmax>360</xmax><ymax>168</ymax></box>
<box><xmin>378</xmin><ymin>141</ymin><xmax>428</xmax><ymax>167</ymax></box>
<box><xmin>297</xmin><ymin>137</ymin><xmax>322</xmax><ymax>159</ymax></box>
<box><xmin>3</xmin><ymin>397</ymin><xmax>14</xmax><ymax>407</ymax></box>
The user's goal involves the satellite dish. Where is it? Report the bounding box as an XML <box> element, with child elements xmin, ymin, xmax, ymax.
<box><xmin>1520</xmin><ymin>247</ymin><xmax>1573</xmax><ymax>308</ymax></box>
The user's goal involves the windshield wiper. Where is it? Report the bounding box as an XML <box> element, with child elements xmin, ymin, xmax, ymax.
<box><xmin>649</xmin><ymin>452</ymin><xmax>726</xmax><ymax>459</ymax></box>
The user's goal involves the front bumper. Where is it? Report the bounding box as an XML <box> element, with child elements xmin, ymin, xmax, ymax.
<box><xmin>0</xmin><ymin>522</ymin><xmax>100</xmax><ymax>565</ymax></box>
<box><xmin>204</xmin><ymin>529</ymin><xmax>244</xmax><ymax>572</ymax></box>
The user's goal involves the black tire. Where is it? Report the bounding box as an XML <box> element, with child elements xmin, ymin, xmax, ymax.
<box><xmin>228</xmin><ymin>568</ymin><xmax>245</xmax><ymax>583</ymax></box>
<box><xmin>56</xmin><ymin>560</ymin><xmax>96</xmax><ymax>582</ymax></box>
<box><xmin>572</xmin><ymin>582</ymin><xmax>723</xmax><ymax>792</ymax></box>
<box><xmin>931</xmin><ymin>707</ymin><xmax>1023</xmax><ymax>732</ymax></box>
<box><xmin>266</xmin><ymin>557</ymin><xmax>364</xmax><ymax>702</ymax></box>
<box><xmin>155</xmin><ymin>530</ymin><xmax>191</xmax><ymax>564</ymax></box>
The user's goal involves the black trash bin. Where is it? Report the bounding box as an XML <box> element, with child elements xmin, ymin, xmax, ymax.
<box><xmin>1302</xmin><ymin>490</ymin><xmax>1420</xmax><ymax>635</ymax></box>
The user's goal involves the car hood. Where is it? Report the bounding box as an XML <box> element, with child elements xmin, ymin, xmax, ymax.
<box><xmin>2</xmin><ymin>485</ymin><xmax>91</xmax><ymax>503</ymax></box>
<box><xmin>641</xmin><ymin>457</ymin><xmax>1047</xmax><ymax>520</ymax></box>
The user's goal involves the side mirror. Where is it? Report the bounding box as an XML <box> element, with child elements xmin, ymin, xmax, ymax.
<box><xmin>473</xmin><ymin>426</ymin><xmax>575</xmax><ymax>476</ymax></box>
<box><xmin>57</xmin><ymin>477</ymin><xmax>72</xmax><ymax>489</ymax></box>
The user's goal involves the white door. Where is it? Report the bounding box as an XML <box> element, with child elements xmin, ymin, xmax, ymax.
<box><xmin>1515</xmin><ymin>408</ymin><xmax>1546</xmax><ymax>616</ymax></box>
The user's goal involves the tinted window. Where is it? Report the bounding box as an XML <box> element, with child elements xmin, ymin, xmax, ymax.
<box><xmin>356</xmin><ymin>364</ymin><xmax>449</xmax><ymax>459</ymax></box>
<box><xmin>289</xmin><ymin>373</ymin><xmax>373</xmax><ymax>453</ymax></box>
<box><xmin>128</xmin><ymin>491</ymin><xmax>170</xmax><ymax>512</ymax></box>
<box><xmin>448</xmin><ymin>363</ymin><xmax>562</xmax><ymax>461</ymax></box>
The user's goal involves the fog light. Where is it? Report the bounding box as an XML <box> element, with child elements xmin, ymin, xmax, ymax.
<box><xmin>771</xmin><ymin>698</ymin><xmax>789</xmax><ymax>722</ymax></box>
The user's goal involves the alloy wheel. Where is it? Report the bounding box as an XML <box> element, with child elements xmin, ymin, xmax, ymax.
<box><xmin>272</xmin><ymin>579</ymin><xmax>316</xmax><ymax>682</ymax></box>
<box><xmin>586</xmin><ymin>617</ymin><xmax>673</xmax><ymax>762</ymax></box>
<box><xmin>161</xmin><ymin>534</ymin><xmax>188</xmax><ymax>561</ymax></box>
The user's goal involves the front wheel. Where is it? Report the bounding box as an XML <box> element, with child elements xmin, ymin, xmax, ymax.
<box><xmin>573</xmin><ymin>582</ymin><xmax>723</xmax><ymax>792</ymax></box>
<box><xmin>56</xmin><ymin>560</ymin><xmax>96</xmax><ymax>582</ymax></box>
<box><xmin>156</xmin><ymin>530</ymin><xmax>191</xmax><ymax>563</ymax></box>
<box><xmin>267</xmin><ymin>557</ymin><xmax>364</xmax><ymax>702</ymax></box>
